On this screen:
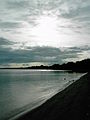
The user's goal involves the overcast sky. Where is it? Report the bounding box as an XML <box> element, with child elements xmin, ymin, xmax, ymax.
<box><xmin>0</xmin><ymin>0</ymin><xmax>90</xmax><ymax>67</ymax></box>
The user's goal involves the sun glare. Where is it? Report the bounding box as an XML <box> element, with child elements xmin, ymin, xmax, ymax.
<box><xmin>2</xmin><ymin>14</ymin><xmax>78</xmax><ymax>49</ymax></box>
<box><xmin>31</xmin><ymin>15</ymin><xmax>62</xmax><ymax>47</ymax></box>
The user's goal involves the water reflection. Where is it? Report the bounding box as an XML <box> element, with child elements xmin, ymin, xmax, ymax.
<box><xmin>0</xmin><ymin>70</ymin><xmax>83</xmax><ymax>120</ymax></box>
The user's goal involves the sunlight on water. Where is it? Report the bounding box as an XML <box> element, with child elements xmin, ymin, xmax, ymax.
<box><xmin>0</xmin><ymin>70</ymin><xmax>83</xmax><ymax>120</ymax></box>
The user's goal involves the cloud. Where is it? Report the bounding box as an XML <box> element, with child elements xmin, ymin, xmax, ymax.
<box><xmin>6</xmin><ymin>0</ymin><xmax>29</xmax><ymax>10</ymax></box>
<box><xmin>0</xmin><ymin>21</ymin><xmax>21</xmax><ymax>29</ymax></box>
<box><xmin>0</xmin><ymin>45</ymin><xmax>90</xmax><ymax>66</ymax></box>
<box><xmin>1</xmin><ymin>0</ymin><xmax>89</xmax><ymax>35</ymax></box>
<box><xmin>0</xmin><ymin>37</ymin><xmax>14</xmax><ymax>45</ymax></box>
<box><xmin>0</xmin><ymin>0</ymin><xmax>90</xmax><ymax>67</ymax></box>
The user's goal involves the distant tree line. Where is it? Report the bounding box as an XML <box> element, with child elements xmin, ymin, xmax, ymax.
<box><xmin>1</xmin><ymin>59</ymin><xmax>90</xmax><ymax>72</ymax></box>
<box><xmin>27</xmin><ymin>59</ymin><xmax>90</xmax><ymax>72</ymax></box>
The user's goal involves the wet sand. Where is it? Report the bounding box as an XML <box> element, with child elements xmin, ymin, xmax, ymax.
<box><xmin>17</xmin><ymin>73</ymin><xmax>90</xmax><ymax>120</ymax></box>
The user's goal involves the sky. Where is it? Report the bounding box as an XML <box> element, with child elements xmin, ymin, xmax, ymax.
<box><xmin>0</xmin><ymin>0</ymin><xmax>90</xmax><ymax>67</ymax></box>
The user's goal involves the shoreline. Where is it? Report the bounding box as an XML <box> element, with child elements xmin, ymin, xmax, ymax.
<box><xmin>16</xmin><ymin>73</ymin><xmax>89</xmax><ymax>120</ymax></box>
<box><xmin>8</xmin><ymin>73</ymin><xmax>84</xmax><ymax>120</ymax></box>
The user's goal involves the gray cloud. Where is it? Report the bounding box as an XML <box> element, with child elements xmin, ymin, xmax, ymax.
<box><xmin>0</xmin><ymin>0</ymin><xmax>90</xmax><ymax>66</ymax></box>
<box><xmin>6</xmin><ymin>0</ymin><xmax>29</xmax><ymax>10</ymax></box>
<box><xmin>0</xmin><ymin>0</ymin><xmax>90</xmax><ymax>33</ymax></box>
<box><xmin>0</xmin><ymin>37</ymin><xmax>14</xmax><ymax>45</ymax></box>
<box><xmin>0</xmin><ymin>41</ymin><xmax>90</xmax><ymax>66</ymax></box>
<box><xmin>0</xmin><ymin>21</ymin><xmax>21</xmax><ymax>29</ymax></box>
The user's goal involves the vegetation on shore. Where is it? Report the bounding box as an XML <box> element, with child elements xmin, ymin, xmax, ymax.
<box><xmin>1</xmin><ymin>59</ymin><xmax>90</xmax><ymax>72</ymax></box>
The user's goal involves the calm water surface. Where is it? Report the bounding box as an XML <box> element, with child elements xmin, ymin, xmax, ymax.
<box><xmin>0</xmin><ymin>69</ymin><xmax>83</xmax><ymax>120</ymax></box>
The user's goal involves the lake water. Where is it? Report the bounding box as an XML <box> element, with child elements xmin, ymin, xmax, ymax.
<box><xmin>0</xmin><ymin>69</ymin><xmax>83</xmax><ymax>120</ymax></box>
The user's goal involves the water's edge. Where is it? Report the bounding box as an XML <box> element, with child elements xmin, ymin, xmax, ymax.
<box><xmin>8</xmin><ymin>73</ymin><xmax>86</xmax><ymax>120</ymax></box>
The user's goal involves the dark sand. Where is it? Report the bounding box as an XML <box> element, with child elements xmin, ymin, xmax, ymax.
<box><xmin>17</xmin><ymin>73</ymin><xmax>90</xmax><ymax>120</ymax></box>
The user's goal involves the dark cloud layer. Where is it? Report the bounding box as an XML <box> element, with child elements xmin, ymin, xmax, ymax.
<box><xmin>0</xmin><ymin>37</ymin><xmax>14</xmax><ymax>45</ymax></box>
<box><xmin>0</xmin><ymin>37</ymin><xmax>90</xmax><ymax>66</ymax></box>
<box><xmin>0</xmin><ymin>0</ymin><xmax>90</xmax><ymax>66</ymax></box>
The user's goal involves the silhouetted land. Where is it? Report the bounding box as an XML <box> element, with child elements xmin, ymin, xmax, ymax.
<box><xmin>2</xmin><ymin>59</ymin><xmax>89</xmax><ymax>120</ymax></box>
<box><xmin>1</xmin><ymin>59</ymin><xmax>90</xmax><ymax>72</ymax></box>
<box><xmin>16</xmin><ymin>73</ymin><xmax>90</xmax><ymax>120</ymax></box>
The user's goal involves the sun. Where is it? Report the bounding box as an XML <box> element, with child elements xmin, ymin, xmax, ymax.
<box><xmin>3</xmin><ymin>14</ymin><xmax>76</xmax><ymax>49</ymax></box>
<box><xmin>31</xmin><ymin>15</ymin><xmax>62</xmax><ymax>47</ymax></box>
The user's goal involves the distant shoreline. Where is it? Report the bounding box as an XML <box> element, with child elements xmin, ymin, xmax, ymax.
<box><xmin>16</xmin><ymin>73</ymin><xmax>89</xmax><ymax>120</ymax></box>
<box><xmin>0</xmin><ymin>69</ymin><xmax>72</xmax><ymax>72</ymax></box>
<box><xmin>0</xmin><ymin>59</ymin><xmax>90</xmax><ymax>72</ymax></box>
<box><xmin>0</xmin><ymin>68</ymin><xmax>87</xmax><ymax>73</ymax></box>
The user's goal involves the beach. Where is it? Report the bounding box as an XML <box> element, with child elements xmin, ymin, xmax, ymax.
<box><xmin>16</xmin><ymin>73</ymin><xmax>90</xmax><ymax>120</ymax></box>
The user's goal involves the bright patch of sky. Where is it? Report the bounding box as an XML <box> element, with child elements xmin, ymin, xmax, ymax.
<box><xmin>0</xmin><ymin>0</ymin><xmax>90</xmax><ymax>67</ymax></box>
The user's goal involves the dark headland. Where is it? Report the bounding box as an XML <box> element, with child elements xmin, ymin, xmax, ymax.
<box><xmin>16</xmin><ymin>72</ymin><xmax>90</xmax><ymax>120</ymax></box>
<box><xmin>1</xmin><ymin>59</ymin><xmax>90</xmax><ymax>73</ymax></box>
